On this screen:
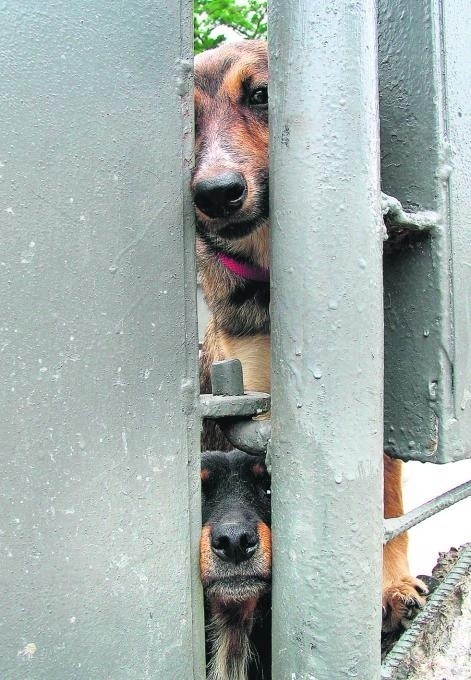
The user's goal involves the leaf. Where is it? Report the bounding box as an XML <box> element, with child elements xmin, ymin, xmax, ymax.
<box><xmin>194</xmin><ymin>0</ymin><xmax>267</xmax><ymax>54</ymax></box>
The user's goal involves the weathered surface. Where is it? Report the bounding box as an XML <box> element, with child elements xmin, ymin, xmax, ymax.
<box><xmin>0</xmin><ymin>1</ymin><xmax>204</xmax><ymax>678</ymax></box>
<box><xmin>200</xmin><ymin>392</ymin><xmax>270</xmax><ymax>418</ymax></box>
<box><xmin>379</xmin><ymin>0</ymin><xmax>471</xmax><ymax>463</ymax></box>
<box><xmin>382</xmin><ymin>545</ymin><xmax>471</xmax><ymax>679</ymax></box>
<box><xmin>269</xmin><ymin>1</ymin><xmax>384</xmax><ymax>678</ymax></box>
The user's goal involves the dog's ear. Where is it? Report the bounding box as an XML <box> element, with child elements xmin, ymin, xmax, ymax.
<box><xmin>249</xmin><ymin>458</ymin><xmax>270</xmax><ymax>483</ymax></box>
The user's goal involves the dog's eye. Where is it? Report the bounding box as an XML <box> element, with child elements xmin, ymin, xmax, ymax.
<box><xmin>249</xmin><ymin>87</ymin><xmax>268</xmax><ymax>107</ymax></box>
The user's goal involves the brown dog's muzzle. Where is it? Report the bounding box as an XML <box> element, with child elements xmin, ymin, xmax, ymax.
<box><xmin>200</xmin><ymin>521</ymin><xmax>272</xmax><ymax>585</ymax></box>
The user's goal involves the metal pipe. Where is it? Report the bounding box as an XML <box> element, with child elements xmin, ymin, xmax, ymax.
<box><xmin>269</xmin><ymin>1</ymin><xmax>384</xmax><ymax>677</ymax></box>
<box><xmin>384</xmin><ymin>479</ymin><xmax>471</xmax><ymax>543</ymax></box>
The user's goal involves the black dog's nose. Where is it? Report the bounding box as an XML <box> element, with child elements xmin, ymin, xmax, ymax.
<box><xmin>211</xmin><ymin>523</ymin><xmax>259</xmax><ymax>564</ymax></box>
<box><xmin>193</xmin><ymin>172</ymin><xmax>247</xmax><ymax>218</ymax></box>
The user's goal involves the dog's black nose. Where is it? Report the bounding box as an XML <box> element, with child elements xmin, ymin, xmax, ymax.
<box><xmin>193</xmin><ymin>172</ymin><xmax>247</xmax><ymax>218</ymax></box>
<box><xmin>211</xmin><ymin>523</ymin><xmax>259</xmax><ymax>564</ymax></box>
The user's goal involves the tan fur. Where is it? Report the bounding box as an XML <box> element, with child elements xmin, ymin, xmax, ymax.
<box><xmin>219</xmin><ymin>332</ymin><xmax>270</xmax><ymax>394</ymax></box>
<box><xmin>257</xmin><ymin>522</ymin><xmax>272</xmax><ymax>572</ymax></box>
<box><xmin>200</xmin><ymin>524</ymin><xmax>213</xmax><ymax>581</ymax></box>
<box><xmin>243</xmin><ymin>222</ymin><xmax>270</xmax><ymax>270</ymax></box>
<box><xmin>382</xmin><ymin>455</ymin><xmax>428</xmax><ymax>630</ymax></box>
<box><xmin>251</xmin><ymin>463</ymin><xmax>266</xmax><ymax>478</ymax></box>
<box><xmin>223</xmin><ymin>60</ymin><xmax>265</xmax><ymax>99</ymax></box>
<box><xmin>224</xmin><ymin>221</ymin><xmax>270</xmax><ymax>270</ymax></box>
<box><xmin>193</xmin><ymin>44</ymin><xmax>269</xmax><ymax>238</ymax></box>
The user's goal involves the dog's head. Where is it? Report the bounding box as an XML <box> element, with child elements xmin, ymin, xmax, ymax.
<box><xmin>192</xmin><ymin>41</ymin><xmax>268</xmax><ymax>240</ymax></box>
<box><xmin>200</xmin><ymin>450</ymin><xmax>271</xmax><ymax>609</ymax></box>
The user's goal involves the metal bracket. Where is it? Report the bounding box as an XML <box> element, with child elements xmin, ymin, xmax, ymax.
<box><xmin>200</xmin><ymin>358</ymin><xmax>270</xmax><ymax>420</ymax></box>
<box><xmin>200</xmin><ymin>392</ymin><xmax>270</xmax><ymax>418</ymax></box>
<box><xmin>381</xmin><ymin>192</ymin><xmax>441</xmax><ymax>232</ymax></box>
<box><xmin>219</xmin><ymin>418</ymin><xmax>271</xmax><ymax>456</ymax></box>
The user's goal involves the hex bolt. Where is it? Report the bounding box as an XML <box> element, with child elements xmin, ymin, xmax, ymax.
<box><xmin>211</xmin><ymin>359</ymin><xmax>245</xmax><ymax>396</ymax></box>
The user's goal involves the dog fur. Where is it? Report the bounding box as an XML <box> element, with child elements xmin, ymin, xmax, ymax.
<box><xmin>200</xmin><ymin>450</ymin><xmax>271</xmax><ymax>680</ymax></box>
<box><xmin>193</xmin><ymin>39</ymin><xmax>428</xmax><ymax>633</ymax></box>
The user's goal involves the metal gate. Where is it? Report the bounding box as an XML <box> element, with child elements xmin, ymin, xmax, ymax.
<box><xmin>0</xmin><ymin>1</ymin><xmax>470</xmax><ymax>679</ymax></box>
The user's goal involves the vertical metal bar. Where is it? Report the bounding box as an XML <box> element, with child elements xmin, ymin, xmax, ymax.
<box><xmin>269</xmin><ymin>2</ymin><xmax>384</xmax><ymax>678</ymax></box>
<box><xmin>439</xmin><ymin>0</ymin><xmax>471</xmax><ymax>459</ymax></box>
<box><xmin>0</xmin><ymin>2</ymin><xmax>205</xmax><ymax>678</ymax></box>
<box><xmin>379</xmin><ymin>0</ymin><xmax>471</xmax><ymax>462</ymax></box>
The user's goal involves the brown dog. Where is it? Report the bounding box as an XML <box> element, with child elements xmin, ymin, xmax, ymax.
<box><xmin>193</xmin><ymin>39</ymin><xmax>428</xmax><ymax>632</ymax></box>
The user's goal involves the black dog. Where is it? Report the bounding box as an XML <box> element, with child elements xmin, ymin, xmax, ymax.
<box><xmin>200</xmin><ymin>450</ymin><xmax>271</xmax><ymax>680</ymax></box>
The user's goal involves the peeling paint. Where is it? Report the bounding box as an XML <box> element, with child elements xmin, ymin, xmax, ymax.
<box><xmin>17</xmin><ymin>643</ymin><xmax>37</xmax><ymax>660</ymax></box>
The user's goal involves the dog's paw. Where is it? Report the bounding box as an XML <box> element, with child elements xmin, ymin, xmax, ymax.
<box><xmin>382</xmin><ymin>576</ymin><xmax>429</xmax><ymax>632</ymax></box>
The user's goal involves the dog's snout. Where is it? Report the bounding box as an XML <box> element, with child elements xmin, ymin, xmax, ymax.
<box><xmin>193</xmin><ymin>172</ymin><xmax>247</xmax><ymax>219</ymax></box>
<box><xmin>211</xmin><ymin>522</ymin><xmax>259</xmax><ymax>564</ymax></box>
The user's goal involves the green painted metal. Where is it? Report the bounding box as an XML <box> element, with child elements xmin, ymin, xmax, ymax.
<box><xmin>381</xmin><ymin>193</ymin><xmax>440</xmax><ymax>232</ymax></box>
<box><xmin>221</xmin><ymin>419</ymin><xmax>271</xmax><ymax>455</ymax></box>
<box><xmin>210</xmin><ymin>358</ymin><xmax>245</xmax><ymax>396</ymax></box>
<box><xmin>379</xmin><ymin>0</ymin><xmax>471</xmax><ymax>463</ymax></box>
<box><xmin>0</xmin><ymin>2</ymin><xmax>205</xmax><ymax>678</ymax></box>
<box><xmin>200</xmin><ymin>392</ymin><xmax>270</xmax><ymax>418</ymax></box>
<box><xmin>1</xmin><ymin>0</ymin><xmax>468</xmax><ymax>677</ymax></box>
<box><xmin>205</xmin><ymin>358</ymin><xmax>271</xmax><ymax>453</ymax></box>
<box><xmin>268</xmin><ymin>1</ymin><xmax>384</xmax><ymax>677</ymax></box>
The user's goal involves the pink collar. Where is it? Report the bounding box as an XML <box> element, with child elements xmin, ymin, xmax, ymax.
<box><xmin>218</xmin><ymin>253</ymin><xmax>270</xmax><ymax>282</ymax></box>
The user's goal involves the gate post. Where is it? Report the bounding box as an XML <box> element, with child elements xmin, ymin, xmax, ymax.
<box><xmin>0</xmin><ymin>2</ymin><xmax>204</xmax><ymax>678</ymax></box>
<box><xmin>269</xmin><ymin>1</ymin><xmax>384</xmax><ymax>677</ymax></box>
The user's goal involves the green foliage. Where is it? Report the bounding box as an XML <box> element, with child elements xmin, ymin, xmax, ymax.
<box><xmin>194</xmin><ymin>0</ymin><xmax>267</xmax><ymax>54</ymax></box>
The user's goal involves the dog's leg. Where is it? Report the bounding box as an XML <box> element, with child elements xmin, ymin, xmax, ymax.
<box><xmin>382</xmin><ymin>454</ymin><xmax>428</xmax><ymax>631</ymax></box>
